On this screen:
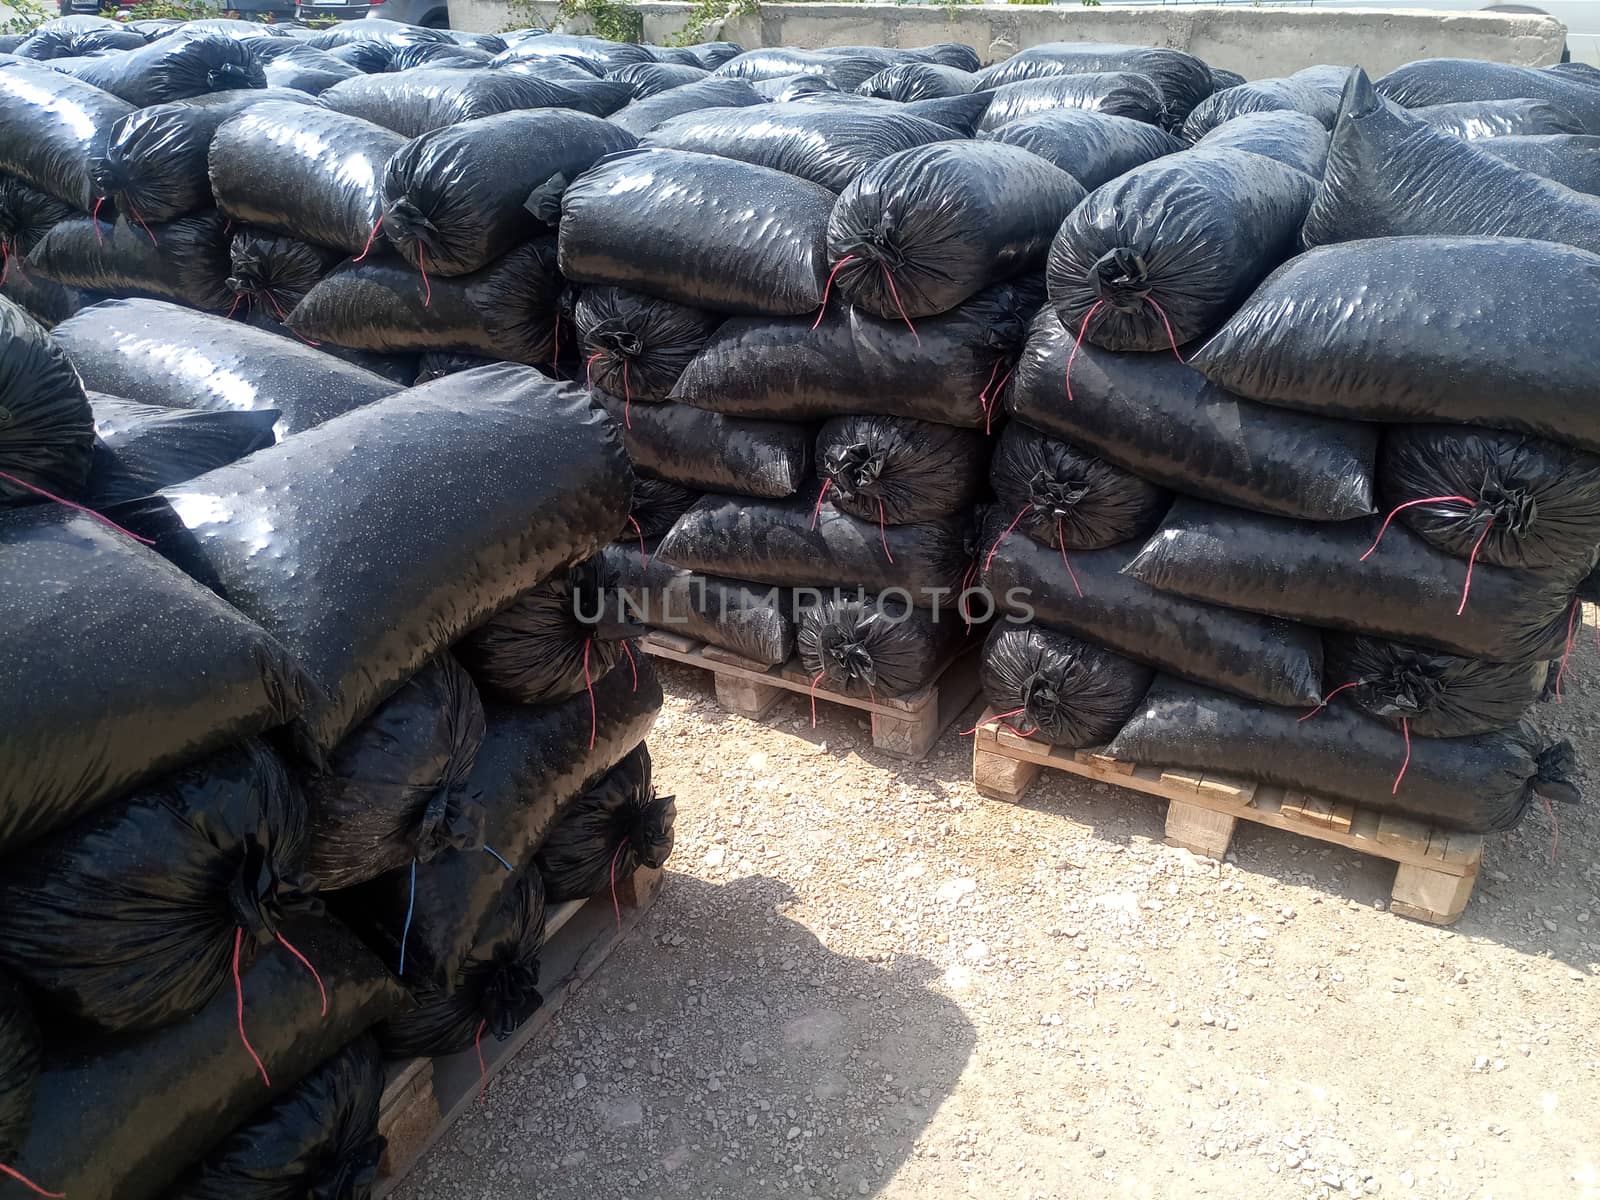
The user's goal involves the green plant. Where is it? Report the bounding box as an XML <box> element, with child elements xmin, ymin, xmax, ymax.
<box><xmin>0</xmin><ymin>0</ymin><xmax>55</xmax><ymax>36</ymax></box>
<box><xmin>556</xmin><ymin>0</ymin><xmax>643</xmax><ymax>42</ymax></box>
<box><xmin>667</xmin><ymin>0</ymin><xmax>756</xmax><ymax>47</ymax></box>
<box><xmin>112</xmin><ymin>0</ymin><xmax>233</xmax><ymax>20</ymax></box>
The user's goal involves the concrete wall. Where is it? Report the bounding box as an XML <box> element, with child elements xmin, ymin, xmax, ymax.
<box><xmin>448</xmin><ymin>1</ymin><xmax>1567</xmax><ymax>75</ymax></box>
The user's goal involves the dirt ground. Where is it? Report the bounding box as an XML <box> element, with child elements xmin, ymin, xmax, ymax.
<box><xmin>400</xmin><ymin>647</ymin><xmax>1600</xmax><ymax>1200</ymax></box>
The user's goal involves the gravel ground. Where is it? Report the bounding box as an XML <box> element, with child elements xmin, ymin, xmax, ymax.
<box><xmin>400</xmin><ymin>644</ymin><xmax>1600</xmax><ymax>1200</ymax></box>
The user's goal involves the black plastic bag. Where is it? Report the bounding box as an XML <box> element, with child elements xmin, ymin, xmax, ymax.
<box><xmin>980</xmin><ymin>622</ymin><xmax>1153</xmax><ymax>748</ymax></box>
<box><xmin>0</xmin><ymin>176</ymin><xmax>73</xmax><ymax>257</ymax></box>
<box><xmin>752</xmin><ymin>73</ymin><xmax>840</xmax><ymax>101</ymax></box>
<box><xmin>1189</xmin><ymin>236</ymin><xmax>1600</xmax><ymax>455</ymax></box>
<box><xmin>226</xmin><ymin>228</ymin><xmax>341</xmax><ymax>317</ymax></box>
<box><xmin>307</xmin><ymin>18</ymin><xmax>451</xmax><ymax>50</ymax></box>
<box><xmin>306</xmin><ymin>655</ymin><xmax>486</xmax><ymax>893</ymax></box>
<box><xmin>1477</xmin><ymin>133</ymin><xmax>1600</xmax><ymax>193</ymax></box>
<box><xmin>797</xmin><ymin>591</ymin><xmax>964</xmax><ymax>699</ymax></box>
<box><xmin>1377</xmin><ymin>425</ymin><xmax>1600</xmax><ymax>575</ymax></box>
<box><xmin>0</xmin><ymin>917</ymin><xmax>406</xmax><ymax>1200</ymax></box>
<box><xmin>260</xmin><ymin>43</ymin><xmax>360</xmax><ymax>94</ymax></box>
<box><xmin>1008</xmin><ymin>308</ymin><xmax>1375</xmax><ymax>521</ymax></box>
<box><xmin>624</xmin><ymin>473</ymin><xmax>698</xmax><ymax>541</ymax></box>
<box><xmin>1412</xmin><ymin>97</ymin><xmax>1585</xmax><ymax>139</ymax></box>
<box><xmin>1210</xmin><ymin>67</ymin><xmax>1247</xmax><ymax>93</ymax></box>
<box><xmin>978</xmin><ymin>107</ymin><xmax>1181</xmax><ymax>190</ymax></box>
<box><xmin>84</xmin><ymin>395</ymin><xmax>278</xmax><ymax>506</ymax></box>
<box><xmin>285</xmin><ymin>240</ymin><xmax>562</xmax><ymax>366</ymax></box>
<box><xmin>53</xmin><ymin>298</ymin><xmax>404</xmax><ymax>437</ymax></box>
<box><xmin>828</xmin><ymin>142</ymin><xmax>1083</xmax><ymax>321</ymax></box>
<box><xmin>1126</xmin><ymin>497</ymin><xmax>1577</xmax><ymax>662</ymax></box>
<box><xmin>683</xmin><ymin>41</ymin><xmax>743</xmax><ymax>69</ymax></box>
<box><xmin>336</xmin><ymin>659</ymin><xmax>661</xmax><ymax>991</ymax></box>
<box><xmin>0</xmin><ymin>741</ymin><xmax>312</xmax><ymax>1036</ymax></box>
<box><xmin>1180</xmin><ymin>77</ymin><xmax>1340</xmax><ymax>141</ymax></box>
<box><xmin>591</xmin><ymin>390</ymin><xmax>813</xmax><ymax>500</ymax></box>
<box><xmin>65</xmin><ymin>33</ymin><xmax>266</xmax><ymax>107</ymax></box>
<box><xmin>164</xmin><ymin>1035</ymin><xmax>386</xmax><ymax>1200</ymax></box>
<box><xmin>375</xmin><ymin>868</ymin><xmax>546</xmax><ymax>1059</ymax></box>
<box><xmin>0</xmin><ymin>293</ymin><xmax>93</xmax><ymax>506</ymax></box>
<box><xmin>1302</xmin><ymin>71</ymin><xmax>1600</xmax><ymax>253</ymax></box>
<box><xmin>535</xmin><ymin>745</ymin><xmax>673</xmax><ymax>903</ymax></box>
<box><xmin>321</xmin><ymin>67</ymin><xmax>595</xmax><ymax>138</ymax></box>
<box><xmin>209</xmin><ymin>100</ymin><xmax>406</xmax><ymax>257</ymax></box>
<box><xmin>1375</xmin><ymin>57</ymin><xmax>1600</xmax><ymax>134</ymax></box>
<box><xmin>815</xmin><ymin>414</ymin><xmax>987</xmax><ymax>525</ymax></box>
<box><xmin>14</xmin><ymin>23</ymin><xmax>145</xmax><ymax>59</ymax></box>
<box><xmin>382</xmin><ymin>109</ymin><xmax>635</xmax><ymax>278</ymax></box>
<box><xmin>1322</xmin><ymin>633</ymin><xmax>1548</xmax><ymax>738</ymax></box>
<box><xmin>978</xmin><ymin>73</ymin><xmax>1166</xmax><ymax>132</ymax></box>
<box><xmin>1107</xmin><ymin>678</ymin><xmax>1579</xmax><ymax>833</ymax></box>
<box><xmin>559</xmin><ymin>148</ymin><xmax>834</xmax><ymax>316</ymax></box>
<box><xmin>492</xmin><ymin>33</ymin><xmax>652</xmax><ymax>74</ymax></box>
<box><xmin>386</xmin><ymin>40</ymin><xmax>492</xmax><ymax>71</ymax></box>
<box><xmin>0</xmin><ymin>270</ymin><xmax>86</xmax><ymax>329</ymax></box>
<box><xmin>858</xmin><ymin>62</ymin><xmax>975</xmax><ymax>101</ymax></box>
<box><xmin>644</xmin><ymin>103</ymin><xmax>956</xmax><ymax>192</ymax></box>
<box><xmin>27</xmin><ymin>209</ymin><xmax>234</xmax><ymax>311</ymax></box>
<box><xmin>574</xmin><ymin>286</ymin><xmax>719</xmax><ymax>402</ymax></box>
<box><xmin>414</xmin><ymin>350</ymin><xmax>498</xmax><ymax>382</ymax></box>
<box><xmin>1194</xmin><ymin>110</ymin><xmax>1330</xmax><ymax>176</ymax></box>
<box><xmin>609</xmin><ymin>61</ymin><xmax>708</xmax><ymax>99</ymax></box>
<box><xmin>980</xmin><ymin>517</ymin><xmax>1324</xmax><ymax>706</ymax></box>
<box><xmin>659</xmin><ymin>489</ymin><xmax>973</xmax><ymax>601</ymax></box>
<box><xmin>121</xmin><ymin>367</ymin><xmax>630</xmax><ymax>760</ymax></box>
<box><xmin>609</xmin><ymin>77</ymin><xmax>766</xmax><ymax>137</ymax></box>
<box><xmin>973</xmin><ymin>42</ymin><xmax>1213</xmax><ymax>126</ymax></box>
<box><xmin>1046</xmin><ymin>145</ymin><xmax>1315</xmax><ymax>352</ymax></box>
<box><xmin>0</xmin><ymin>61</ymin><xmax>134</xmax><ymax>209</ymax></box>
<box><xmin>0</xmin><ymin>973</ymin><xmax>37</xmax><ymax>1170</ymax></box>
<box><xmin>454</xmin><ymin>560</ymin><xmax>636</xmax><ymax>706</ymax></box>
<box><xmin>0</xmin><ymin>507</ymin><xmax>308</xmax><ymax>857</ymax></box>
<box><xmin>97</xmin><ymin>88</ymin><xmax>317</xmax><ymax>223</ymax></box>
<box><xmin>670</xmin><ymin>278</ymin><xmax>1042</xmax><ymax>428</ymax></box>
<box><xmin>989</xmin><ymin>421</ymin><xmax>1170</xmax><ymax>551</ymax></box>
<box><xmin>713</xmin><ymin>48</ymin><xmax>884</xmax><ymax>90</ymax></box>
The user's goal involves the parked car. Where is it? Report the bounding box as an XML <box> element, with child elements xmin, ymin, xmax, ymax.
<box><xmin>295</xmin><ymin>0</ymin><xmax>450</xmax><ymax>27</ymax></box>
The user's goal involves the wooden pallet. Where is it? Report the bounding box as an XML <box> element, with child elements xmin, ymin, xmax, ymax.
<box><xmin>970</xmin><ymin>709</ymin><xmax>1484</xmax><ymax>925</ymax></box>
<box><xmin>373</xmin><ymin>865</ymin><xmax>664</xmax><ymax>1196</ymax></box>
<box><xmin>640</xmin><ymin>630</ymin><xmax>981</xmax><ymax>761</ymax></box>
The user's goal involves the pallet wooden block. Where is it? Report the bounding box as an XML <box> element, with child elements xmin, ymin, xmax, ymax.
<box><xmin>374</xmin><ymin>865</ymin><xmax>664</xmax><ymax>1196</ymax></box>
<box><xmin>969</xmin><ymin>708</ymin><xmax>1484</xmax><ymax>925</ymax></box>
<box><xmin>639</xmin><ymin>630</ymin><xmax>981</xmax><ymax>761</ymax></box>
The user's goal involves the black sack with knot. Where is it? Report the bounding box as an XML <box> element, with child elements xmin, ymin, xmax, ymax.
<box><xmin>227</xmin><ymin>229</ymin><xmax>341</xmax><ymax>317</ymax></box>
<box><xmin>609</xmin><ymin>61</ymin><xmax>710</xmax><ymax>100</ymax></box>
<box><xmin>0</xmin><ymin>972</ymin><xmax>38</xmax><ymax>1169</ymax></box>
<box><xmin>259</xmin><ymin>43</ymin><xmax>360</xmax><ymax>95</ymax></box>
<box><xmin>559</xmin><ymin>148</ymin><xmax>834</xmax><ymax>317</ymax></box>
<box><xmin>989</xmin><ymin>421</ymin><xmax>1170</xmax><ymax>551</ymax></box>
<box><xmin>0</xmin><ymin>741</ymin><xmax>315</xmax><ymax>1035</ymax></box>
<box><xmin>1189</xmin><ymin>237</ymin><xmax>1600</xmax><ymax>455</ymax></box>
<box><xmin>382</xmin><ymin>109</ymin><xmax>637</xmax><ymax>277</ymax></box>
<box><xmin>1126</xmin><ymin>497</ymin><xmax>1578</xmax><ymax>662</ymax></box>
<box><xmin>979</xmin><ymin>108</ymin><xmax>1182</xmax><ymax>190</ymax></box>
<box><xmin>976</xmin><ymin>73</ymin><xmax>1167</xmax><ymax>132</ymax></box>
<box><xmin>0</xmin><ymin>508</ymin><xmax>308</xmax><ymax>857</ymax></box>
<box><xmin>972</xmin><ymin>42</ymin><xmax>1213</xmax><ymax>126</ymax></box>
<box><xmin>591</xmin><ymin>390</ymin><xmax>813</xmax><ymax>500</ymax></box>
<box><xmin>96</xmin><ymin>88</ymin><xmax>318</xmax><ymax>223</ymax></box>
<box><xmin>0</xmin><ymin>916</ymin><xmax>406</xmax><ymax>1200</ymax></box>
<box><xmin>1411</xmin><ymin>98</ymin><xmax>1585</xmax><ymax>139</ymax></box>
<box><xmin>1194</xmin><ymin>110</ymin><xmax>1330</xmax><ymax>177</ymax></box>
<box><xmin>595</xmin><ymin>542</ymin><xmax>794</xmax><ymax>667</ymax></box>
<box><xmin>1008</xmin><ymin>309</ymin><xmax>1378</xmax><ymax>524</ymax></box>
<box><xmin>1478</xmin><ymin>133</ymin><xmax>1600</xmax><ymax>193</ymax></box>
<box><xmin>28</xmin><ymin>209</ymin><xmax>234</xmax><ymax>312</ymax></box>
<box><xmin>376</xmin><ymin>869</ymin><xmax>546</xmax><ymax>1059</ymax></box>
<box><xmin>536</xmin><ymin>744</ymin><xmax>675</xmax><ymax>902</ymax></box>
<box><xmin>286</xmin><ymin>240</ymin><xmax>562</xmax><ymax>366</ymax></box>
<box><xmin>660</xmin><ymin>489</ymin><xmax>973</xmax><ymax>601</ymax></box>
<box><xmin>980</xmin><ymin>622</ymin><xmax>1153</xmax><ymax>749</ymax></box>
<box><xmin>827</xmin><ymin>142</ymin><xmax>1084</xmax><ymax>321</ymax></box>
<box><xmin>1322</xmin><ymin>633</ymin><xmax>1548</xmax><ymax>738</ymax></box>
<box><xmin>643</xmin><ymin>103</ymin><xmax>956</xmax><ymax>192</ymax></box>
<box><xmin>575</xmin><ymin>287</ymin><xmax>720</xmax><ymax>403</ymax></box>
<box><xmin>624</xmin><ymin>473</ymin><xmax>698</xmax><ymax>541</ymax></box>
<box><xmin>858</xmin><ymin>62</ymin><xmax>976</xmax><ymax>101</ymax></box>
<box><xmin>53</xmin><ymin>298</ymin><xmax>403</xmax><ymax>437</ymax></box>
<box><xmin>306</xmin><ymin>655</ymin><xmax>487</xmax><ymax>893</ymax></box>
<box><xmin>119</xmin><ymin>367</ymin><xmax>631</xmax><ymax>761</ymax></box>
<box><xmin>670</xmin><ymin>277</ymin><xmax>1042</xmax><ymax>428</ymax></box>
<box><xmin>1375</xmin><ymin>57</ymin><xmax>1600</xmax><ymax>135</ymax></box>
<box><xmin>1046</xmin><ymin>145</ymin><xmax>1315</xmax><ymax>352</ymax></box>
<box><xmin>454</xmin><ymin>560</ymin><xmax>638</xmax><ymax>706</ymax></box>
<box><xmin>0</xmin><ymin>294</ymin><xmax>93</xmax><ymax>507</ymax></box>
<box><xmin>1378</xmin><ymin>425</ymin><xmax>1600</xmax><ymax>577</ymax></box>
<box><xmin>979</xmin><ymin>516</ymin><xmax>1324</xmax><ymax>707</ymax></box>
<box><xmin>210</xmin><ymin>101</ymin><xmax>407</xmax><ymax>256</ymax></box>
<box><xmin>1301</xmin><ymin>70</ymin><xmax>1600</xmax><ymax>254</ymax></box>
<box><xmin>164</xmin><ymin>1035</ymin><xmax>387</xmax><ymax>1200</ymax></box>
<box><xmin>336</xmin><ymin>659</ymin><xmax>662</xmax><ymax>991</ymax></box>
<box><xmin>0</xmin><ymin>177</ymin><xmax>74</xmax><ymax>257</ymax></box>
<box><xmin>608</xmin><ymin>77</ymin><xmax>766</xmax><ymax>137</ymax></box>
<box><xmin>1180</xmin><ymin>76</ymin><xmax>1342</xmax><ymax>141</ymax></box>
<box><xmin>0</xmin><ymin>61</ymin><xmax>133</xmax><ymax>209</ymax></box>
<box><xmin>64</xmin><ymin>32</ymin><xmax>266</xmax><ymax>107</ymax></box>
<box><xmin>1108</xmin><ymin>678</ymin><xmax>1581</xmax><ymax>834</ymax></box>
<box><xmin>797</xmin><ymin>592</ymin><xmax>964</xmax><ymax>699</ymax></box>
<box><xmin>83</xmin><ymin>395</ymin><xmax>279</xmax><ymax>507</ymax></box>
<box><xmin>320</xmin><ymin>68</ymin><xmax>597</xmax><ymax>138</ymax></box>
<box><xmin>815</xmin><ymin>414</ymin><xmax>987</xmax><ymax>525</ymax></box>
